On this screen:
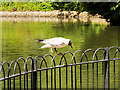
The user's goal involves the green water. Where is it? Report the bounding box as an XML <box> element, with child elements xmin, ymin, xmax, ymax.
<box><xmin>2</xmin><ymin>21</ymin><xmax>120</xmax><ymax>61</ymax></box>
<box><xmin>1</xmin><ymin>19</ymin><xmax>120</xmax><ymax>89</ymax></box>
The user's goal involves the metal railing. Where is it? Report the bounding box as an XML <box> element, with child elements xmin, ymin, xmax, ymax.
<box><xmin>0</xmin><ymin>46</ymin><xmax>120</xmax><ymax>89</ymax></box>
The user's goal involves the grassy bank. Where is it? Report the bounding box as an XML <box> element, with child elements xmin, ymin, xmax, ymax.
<box><xmin>1</xmin><ymin>2</ymin><xmax>54</xmax><ymax>11</ymax></box>
<box><xmin>1</xmin><ymin>2</ymin><xmax>84</xmax><ymax>11</ymax></box>
<box><xmin>0</xmin><ymin>11</ymin><xmax>109</xmax><ymax>25</ymax></box>
<box><xmin>1</xmin><ymin>2</ymin><xmax>120</xmax><ymax>25</ymax></box>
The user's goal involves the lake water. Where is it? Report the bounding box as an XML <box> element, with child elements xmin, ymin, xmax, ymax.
<box><xmin>2</xmin><ymin>17</ymin><xmax>120</xmax><ymax>62</ymax></box>
<box><xmin>1</xmin><ymin>17</ymin><xmax>120</xmax><ymax>88</ymax></box>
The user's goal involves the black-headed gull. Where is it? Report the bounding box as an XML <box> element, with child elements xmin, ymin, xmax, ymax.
<box><xmin>35</xmin><ymin>37</ymin><xmax>73</xmax><ymax>55</ymax></box>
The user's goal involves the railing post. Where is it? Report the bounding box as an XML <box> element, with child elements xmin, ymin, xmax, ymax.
<box><xmin>104</xmin><ymin>47</ymin><xmax>109</xmax><ymax>89</ymax></box>
<box><xmin>31</xmin><ymin>58</ymin><xmax>37</xmax><ymax>90</ymax></box>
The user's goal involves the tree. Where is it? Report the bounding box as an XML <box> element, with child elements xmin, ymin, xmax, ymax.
<box><xmin>82</xmin><ymin>2</ymin><xmax>120</xmax><ymax>25</ymax></box>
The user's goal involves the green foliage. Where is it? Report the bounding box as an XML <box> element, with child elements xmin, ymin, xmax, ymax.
<box><xmin>51</xmin><ymin>2</ymin><xmax>83</xmax><ymax>11</ymax></box>
<box><xmin>1</xmin><ymin>2</ymin><xmax>54</xmax><ymax>11</ymax></box>
<box><xmin>1</xmin><ymin>2</ymin><xmax>83</xmax><ymax>11</ymax></box>
<box><xmin>82</xmin><ymin>2</ymin><xmax>120</xmax><ymax>25</ymax></box>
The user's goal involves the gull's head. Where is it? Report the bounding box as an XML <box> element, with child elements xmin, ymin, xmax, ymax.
<box><xmin>68</xmin><ymin>40</ymin><xmax>73</xmax><ymax>49</ymax></box>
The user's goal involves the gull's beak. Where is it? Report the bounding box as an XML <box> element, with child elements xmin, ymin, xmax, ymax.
<box><xmin>71</xmin><ymin>45</ymin><xmax>73</xmax><ymax>49</ymax></box>
<box><xmin>68</xmin><ymin>40</ymin><xmax>73</xmax><ymax>49</ymax></box>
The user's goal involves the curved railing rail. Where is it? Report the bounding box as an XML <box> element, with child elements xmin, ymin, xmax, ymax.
<box><xmin>0</xmin><ymin>46</ymin><xmax>120</xmax><ymax>89</ymax></box>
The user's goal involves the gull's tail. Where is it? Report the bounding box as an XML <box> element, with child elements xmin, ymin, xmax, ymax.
<box><xmin>35</xmin><ymin>39</ymin><xmax>43</xmax><ymax>43</ymax></box>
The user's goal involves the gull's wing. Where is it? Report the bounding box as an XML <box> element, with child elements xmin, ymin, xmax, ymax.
<box><xmin>42</xmin><ymin>37</ymin><xmax>65</xmax><ymax>45</ymax></box>
<box><xmin>41</xmin><ymin>44</ymin><xmax>52</xmax><ymax>48</ymax></box>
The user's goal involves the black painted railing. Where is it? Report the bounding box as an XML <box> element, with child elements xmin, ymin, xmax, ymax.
<box><xmin>0</xmin><ymin>46</ymin><xmax>120</xmax><ymax>90</ymax></box>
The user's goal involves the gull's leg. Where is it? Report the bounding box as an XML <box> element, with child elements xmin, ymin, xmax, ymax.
<box><xmin>54</xmin><ymin>48</ymin><xmax>61</xmax><ymax>55</ymax></box>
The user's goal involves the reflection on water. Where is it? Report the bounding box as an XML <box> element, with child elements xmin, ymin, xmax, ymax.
<box><xmin>2</xmin><ymin>18</ymin><xmax>120</xmax><ymax>62</ymax></box>
<box><xmin>1</xmin><ymin>17</ymin><xmax>120</xmax><ymax>88</ymax></box>
<box><xmin>1</xmin><ymin>16</ymin><xmax>108</xmax><ymax>25</ymax></box>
